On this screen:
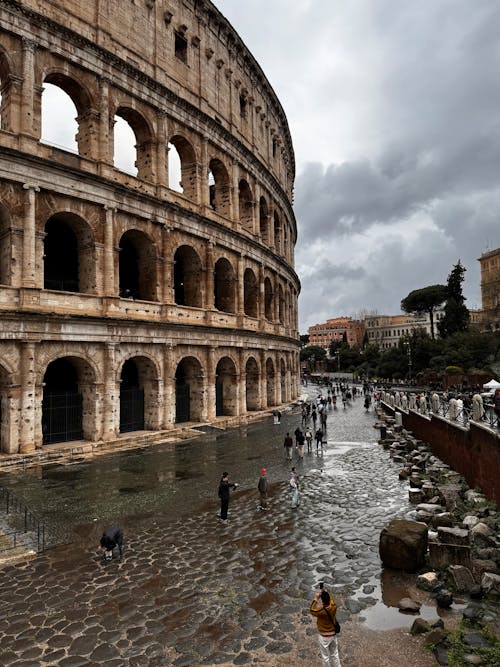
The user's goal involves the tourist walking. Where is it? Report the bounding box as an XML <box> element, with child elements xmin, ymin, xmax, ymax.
<box><xmin>296</xmin><ymin>430</ymin><xmax>305</xmax><ymax>460</ymax></box>
<box><xmin>99</xmin><ymin>527</ymin><xmax>124</xmax><ymax>561</ymax></box>
<box><xmin>315</xmin><ymin>427</ymin><xmax>323</xmax><ymax>453</ymax></box>
<box><xmin>305</xmin><ymin>427</ymin><xmax>313</xmax><ymax>452</ymax></box>
<box><xmin>218</xmin><ymin>472</ymin><xmax>238</xmax><ymax>522</ymax></box>
<box><xmin>257</xmin><ymin>468</ymin><xmax>269</xmax><ymax>510</ymax></box>
<box><xmin>289</xmin><ymin>467</ymin><xmax>300</xmax><ymax>508</ymax></box>
<box><xmin>310</xmin><ymin>588</ymin><xmax>342</xmax><ymax>667</ymax></box>
<box><xmin>494</xmin><ymin>388</ymin><xmax>500</xmax><ymax>427</ymax></box>
<box><xmin>284</xmin><ymin>432</ymin><xmax>293</xmax><ymax>460</ymax></box>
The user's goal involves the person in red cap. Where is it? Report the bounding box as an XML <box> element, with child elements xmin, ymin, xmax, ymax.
<box><xmin>257</xmin><ymin>467</ymin><xmax>269</xmax><ymax>511</ymax></box>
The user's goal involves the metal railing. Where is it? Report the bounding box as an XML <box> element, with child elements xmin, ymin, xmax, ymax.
<box><xmin>0</xmin><ymin>487</ymin><xmax>45</xmax><ymax>554</ymax></box>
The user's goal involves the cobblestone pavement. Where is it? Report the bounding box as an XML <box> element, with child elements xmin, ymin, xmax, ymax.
<box><xmin>0</xmin><ymin>389</ymin><xmax>439</xmax><ymax>666</ymax></box>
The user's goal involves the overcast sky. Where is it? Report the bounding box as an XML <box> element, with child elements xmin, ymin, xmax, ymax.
<box><xmin>214</xmin><ymin>0</ymin><xmax>500</xmax><ymax>332</ymax></box>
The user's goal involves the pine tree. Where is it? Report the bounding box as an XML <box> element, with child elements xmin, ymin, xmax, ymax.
<box><xmin>438</xmin><ymin>261</ymin><xmax>470</xmax><ymax>337</ymax></box>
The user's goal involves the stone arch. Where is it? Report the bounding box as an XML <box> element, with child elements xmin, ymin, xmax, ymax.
<box><xmin>265</xmin><ymin>357</ymin><xmax>276</xmax><ymax>407</ymax></box>
<box><xmin>42</xmin><ymin>72</ymin><xmax>95</xmax><ymax>156</ymax></box>
<box><xmin>173</xmin><ymin>245</ymin><xmax>203</xmax><ymax>307</ymax></box>
<box><xmin>245</xmin><ymin>356</ymin><xmax>260</xmax><ymax>411</ymax></box>
<box><xmin>114</xmin><ymin>105</ymin><xmax>154</xmax><ymax>181</ymax></box>
<box><xmin>41</xmin><ymin>356</ymin><xmax>97</xmax><ymax>445</ymax></box>
<box><xmin>168</xmin><ymin>134</ymin><xmax>198</xmax><ymax>201</ymax></box>
<box><xmin>214</xmin><ymin>257</ymin><xmax>236</xmax><ymax>313</ymax></box>
<box><xmin>44</xmin><ymin>213</ymin><xmax>96</xmax><ymax>294</ymax></box>
<box><xmin>119</xmin><ymin>355</ymin><xmax>159</xmax><ymax>433</ymax></box>
<box><xmin>259</xmin><ymin>196</ymin><xmax>269</xmax><ymax>244</ymax></box>
<box><xmin>0</xmin><ymin>202</ymin><xmax>11</xmax><ymax>285</ymax></box>
<box><xmin>280</xmin><ymin>357</ymin><xmax>287</xmax><ymax>403</ymax></box>
<box><xmin>273</xmin><ymin>211</ymin><xmax>281</xmax><ymax>254</ymax></box>
<box><xmin>264</xmin><ymin>276</ymin><xmax>274</xmax><ymax>321</ymax></box>
<box><xmin>118</xmin><ymin>229</ymin><xmax>158</xmax><ymax>301</ymax></box>
<box><xmin>175</xmin><ymin>356</ymin><xmax>204</xmax><ymax>423</ymax></box>
<box><xmin>208</xmin><ymin>158</ymin><xmax>231</xmax><ymax>216</ymax></box>
<box><xmin>215</xmin><ymin>356</ymin><xmax>237</xmax><ymax>416</ymax></box>
<box><xmin>243</xmin><ymin>268</ymin><xmax>258</xmax><ymax>318</ymax></box>
<box><xmin>238</xmin><ymin>179</ymin><xmax>254</xmax><ymax>232</ymax></box>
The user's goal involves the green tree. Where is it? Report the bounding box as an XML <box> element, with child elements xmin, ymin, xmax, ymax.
<box><xmin>299</xmin><ymin>346</ymin><xmax>327</xmax><ymax>362</ymax></box>
<box><xmin>299</xmin><ymin>334</ymin><xmax>310</xmax><ymax>348</ymax></box>
<box><xmin>438</xmin><ymin>261</ymin><xmax>470</xmax><ymax>338</ymax></box>
<box><xmin>401</xmin><ymin>284</ymin><xmax>446</xmax><ymax>339</ymax></box>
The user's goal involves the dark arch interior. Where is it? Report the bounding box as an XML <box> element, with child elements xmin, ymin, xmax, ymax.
<box><xmin>44</xmin><ymin>219</ymin><xmax>79</xmax><ymax>292</ymax></box>
<box><xmin>119</xmin><ymin>235</ymin><xmax>139</xmax><ymax>299</ymax></box>
<box><xmin>120</xmin><ymin>359</ymin><xmax>144</xmax><ymax>432</ymax></box>
<box><xmin>42</xmin><ymin>358</ymin><xmax>82</xmax><ymax>444</ymax></box>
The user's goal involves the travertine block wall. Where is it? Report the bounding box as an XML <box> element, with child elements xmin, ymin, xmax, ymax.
<box><xmin>0</xmin><ymin>0</ymin><xmax>300</xmax><ymax>454</ymax></box>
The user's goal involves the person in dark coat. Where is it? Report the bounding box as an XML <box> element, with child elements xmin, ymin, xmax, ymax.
<box><xmin>218</xmin><ymin>472</ymin><xmax>238</xmax><ymax>522</ymax></box>
<box><xmin>100</xmin><ymin>527</ymin><xmax>124</xmax><ymax>560</ymax></box>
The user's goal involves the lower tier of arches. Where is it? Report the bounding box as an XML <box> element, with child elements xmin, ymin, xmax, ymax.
<box><xmin>0</xmin><ymin>338</ymin><xmax>300</xmax><ymax>454</ymax></box>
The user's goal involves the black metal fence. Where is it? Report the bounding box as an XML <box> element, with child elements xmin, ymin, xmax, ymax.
<box><xmin>0</xmin><ymin>486</ymin><xmax>45</xmax><ymax>554</ymax></box>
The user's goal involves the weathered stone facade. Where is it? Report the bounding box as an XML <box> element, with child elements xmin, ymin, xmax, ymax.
<box><xmin>0</xmin><ymin>0</ymin><xmax>300</xmax><ymax>454</ymax></box>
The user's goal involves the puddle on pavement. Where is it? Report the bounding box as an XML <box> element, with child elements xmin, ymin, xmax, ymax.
<box><xmin>353</xmin><ymin>570</ymin><xmax>467</xmax><ymax>631</ymax></box>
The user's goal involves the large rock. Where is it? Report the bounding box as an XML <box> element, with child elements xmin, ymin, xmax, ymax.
<box><xmin>379</xmin><ymin>519</ymin><xmax>428</xmax><ymax>571</ymax></box>
<box><xmin>481</xmin><ymin>572</ymin><xmax>500</xmax><ymax>595</ymax></box>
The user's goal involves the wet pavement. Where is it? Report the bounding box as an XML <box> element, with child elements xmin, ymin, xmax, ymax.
<box><xmin>0</xmin><ymin>387</ymin><xmax>441</xmax><ymax>666</ymax></box>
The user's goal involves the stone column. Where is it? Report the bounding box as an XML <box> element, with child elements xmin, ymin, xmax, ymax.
<box><xmin>258</xmin><ymin>263</ymin><xmax>265</xmax><ymax>322</ymax></box>
<box><xmin>231</xmin><ymin>162</ymin><xmax>240</xmax><ymax>228</ymax></box>
<box><xmin>22</xmin><ymin>184</ymin><xmax>39</xmax><ymax>288</ymax></box>
<box><xmin>238</xmin><ymin>348</ymin><xmax>246</xmax><ymax>415</ymax></box>
<box><xmin>21</xmin><ymin>39</ymin><xmax>36</xmax><ymax>137</ymax></box>
<box><xmin>205</xmin><ymin>241</ymin><xmax>215</xmax><ymax>311</ymax></box>
<box><xmin>103</xmin><ymin>206</ymin><xmax>115</xmax><ymax>296</ymax></box>
<box><xmin>206</xmin><ymin>346</ymin><xmax>216</xmax><ymax>421</ymax></box>
<box><xmin>273</xmin><ymin>274</ymin><xmax>280</xmax><ymax>322</ymax></box>
<box><xmin>275</xmin><ymin>352</ymin><xmax>282</xmax><ymax>405</ymax></box>
<box><xmin>237</xmin><ymin>255</ymin><xmax>245</xmax><ymax>315</ymax></box>
<box><xmin>19</xmin><ymin>341</ymin><xmax>36</xmax><ymax>453</ymax></box>
<box><xmin>98</xmin><ymin>77</ymin><xmax>111</xmax><ymax>165</ymax></box>
<box><xmin>164</xmin><ymin>344</ymin><xmax>176</xmax><ymax>426</ymax></box>
<box><xmin>102</xmin><ymin>343</ymin><xmax>118</xmax><ymax>440</ymax></box>
<box><xmin>260</xmin><ymin>349</ymin><xmax>267</xmax><ymax>409</ymax></box>
<box><xmin>200</xmin><ymin>136</ymin><xmax>210</xmax><ymax>208</ymax></box>
<box><xmin>156</xmin><ymin>111</ymin><xmax>168</xmax><ymax>188</ymax></box>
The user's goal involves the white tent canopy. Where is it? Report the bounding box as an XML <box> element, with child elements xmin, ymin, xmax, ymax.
<box><xmin>483</xmin><ymin>379</ymin><xmax>500</xmax><ymax>389</ymax></box>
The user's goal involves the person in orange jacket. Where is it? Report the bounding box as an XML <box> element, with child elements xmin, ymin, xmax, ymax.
<box><xmin>310</xmin><ymin>587</ymin><xmax>342</xmax><ymax>666</ymax></box>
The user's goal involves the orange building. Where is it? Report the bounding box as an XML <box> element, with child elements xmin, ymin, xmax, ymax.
<box><xmin>308</xmin><ymin>317</ymin><xmax>365</xmax><ymax>349</ymax></box>
<box><xmin>479</xmin><ymin>248</ymin><xmax>500</xmax><ymax>331</ymax></box>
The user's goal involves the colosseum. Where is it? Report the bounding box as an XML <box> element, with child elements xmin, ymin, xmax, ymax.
<box><xmin>0</xmin><ymin>0</ymin><xmax>300</xmax><ymax>456</ymax></box>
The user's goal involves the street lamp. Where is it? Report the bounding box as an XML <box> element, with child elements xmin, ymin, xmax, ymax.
<box><xmin>404</xmin><ymin>342</ymin><xmax>412</xmax><ymax>383</ymax></box>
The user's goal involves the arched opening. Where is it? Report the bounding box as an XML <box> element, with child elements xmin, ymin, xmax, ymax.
<box><xmin>280</xmin><ymin>358</ymin><xmax>287</xmax><ymax>403</ymax></box>
<box><xmin>114</xmin><ymin>107</ymin><xmax>153</xmax><ymax>181</ymax></box>
<box><xmin>243</xmin><ymin>268</ymin><xmax>258</xmax><ymax>318</ymax></box>
<box><xmin>264</xmin><ymin>277</ymin><xmax>274</xmax><ymax>321</ymax></box>
<box><xmin>0</xmin><ymin>202</ymin><xmax>11</xmax><ymax>286</ymax></box>
<box><xmin>215</xmin><ymin>357</ymin><xmax>237</xmax><ymax>416</ymax></box>
<box><xmin>119</xmin><ymin>230</ymin><xmax>157</xmax><ymax>301</ymax></box>
<box><xmin>175</xmin><ymin>357</ymin><xmax>203</xmax><ymax>423</ymax></box>
<box><xmin>278</xmin><ymin>284</ymin><xmax>285</xmax><ymax>324</ymax></box>
<box><xmin>214</xmin><ymin>257</ymin><xmax>235</xmax><ymax>313</ymax></box>
<box><xmin>44</xmin><ymin>213</ymin><xmax>96</xmax><ymax>294</ymax></box>
<box><xmin>41</xmin><ymin>81</ymin><xmax>78</xmax><ymax>153</ymax></box>
<box><xmin>173</xmin><ymin>245</ymin><xmax>202</xmax><ymax>307</ymax></box>
<box><xmin>0</xmin><ymin>50</ymin><xmax>13</xmax><ymax>131</ymax></box>
<box><xmin>208</xmin><ymin>158</ymin><xmax>230</xmax><ymax>216</ymax></box>
<box><xmin>273</xmin><ymin>211</ymin><xmax>281</xmax><ymax>254</ymax></box>
<box><xmin>266</xmin><ymin>358</ymin><xmax>276</xmax><ymax>407</ymax></box>
<box><xmin>119</xmin><ymin>358</ymin><xmax>144</xmax><ymax>433</ymax></box>
<box><xmin>168</xmin><ymin>135</ymin><xmax>198</xmax><ymax>201</ymax></box>
<box><xmin>238</xmin><ymin>179</ymin><xmax>254</xmax><ymax>232</ymax></box>
<box><xmin>42</xmin><ymin>357</ymin><xmax>96</xmax><ymax>445</ymax></box>
<box><xmin>245</xmin><ymin>357</ymin><xmax>260</xmax><ymax>411</ymax></box>
<box><xmin>259</xmin><ymin>197</ymin><xmax>269</xmax><ymax>244</ymax></box>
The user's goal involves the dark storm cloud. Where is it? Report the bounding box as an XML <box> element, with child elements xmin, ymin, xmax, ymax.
<box><xmin>214</xmin><ymin>0</ymin><xmax>500</xmax><ymax>330</ymax></box>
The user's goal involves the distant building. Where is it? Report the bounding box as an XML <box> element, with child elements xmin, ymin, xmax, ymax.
<box><xmin>478</xmin><ymin>248</ymin><xmax>500</xmax><ymax>331</ymax></box>
<box><xmin>364</xmin><ymin>311</ymin><xmax>444</xmax><ymax>349</ymax></box>
<box><xmin>308</xmin><ymin>317</ymin><xmax>365</xmax><ymax>350</ymax></box>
